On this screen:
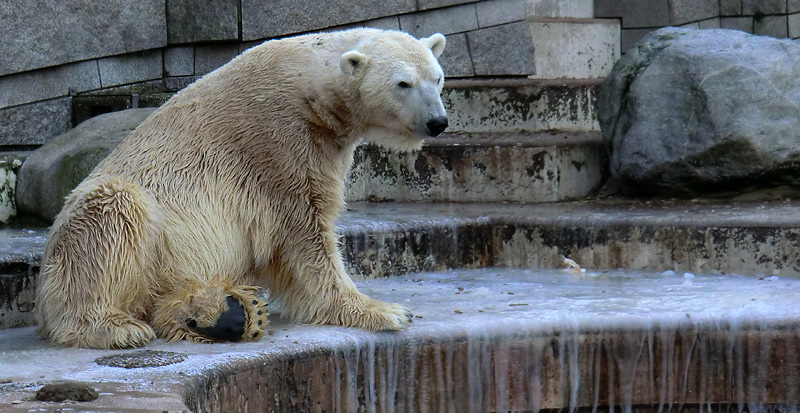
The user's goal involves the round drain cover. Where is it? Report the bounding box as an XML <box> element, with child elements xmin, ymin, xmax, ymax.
<box><xmin>95</xmin><ymin>350</ymin><xmax>187</xmax><ymax>368</ymax></box>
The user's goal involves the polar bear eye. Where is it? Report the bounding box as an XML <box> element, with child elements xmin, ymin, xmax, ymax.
<box><xmin>397</xmin><ymin>81</ymin><xmax>412</xmax><ymax>89</ymax></box>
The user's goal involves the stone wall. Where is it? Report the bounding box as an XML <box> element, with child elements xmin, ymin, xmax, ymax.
<box><xmin>2</xmin><ymin>0</ymin><xmax>798</xmax><ymax>150</ymax></box>
<box><xmin>0</xmin><ymin>0</ymin><xmax>539</xmax><ymax>148</ymax></box>
<box><xmin>596</xmin><ymin>0</ymin><xmax>800</xmax><ymax>51</ymax></box>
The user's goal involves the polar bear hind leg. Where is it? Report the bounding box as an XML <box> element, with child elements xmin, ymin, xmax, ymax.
<box><xmin>36</xmin><ymin>178</ymin><xmax>161</xmax><ymax>349</ymax></box>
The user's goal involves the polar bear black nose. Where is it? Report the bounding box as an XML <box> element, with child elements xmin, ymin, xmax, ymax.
<box><xmin>426</xmin><ymin>116</ymin><xmax>448</xmax><ymax>137</ymax></box>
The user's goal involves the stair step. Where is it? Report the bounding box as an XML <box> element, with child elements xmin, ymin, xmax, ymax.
<box><xmin>442</xmin><ymin>78</ymin><xmax>601</xmax><ymax>133</ymax></box>
<box><xmin>5</xmin><ymin>200</ymin><xmax>800</xmax><ymax>330</ymax></box>
<box><xmin>2</xmin><ymin>266</ymin><xmax>799</xmax><ymax>411</ymax></box>
<box><xmin>347</xmin><ymin>132</ymin><xmax>607</xmax><ymax>202</ymax></box>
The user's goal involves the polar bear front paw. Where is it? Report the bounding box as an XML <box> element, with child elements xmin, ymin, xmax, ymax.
<box><xmin>155</xmin><ymin>282</ymin><xmax>269</xmax><ymax>343</ymax></box>
<box><xmin>346</xmin><ymin>297</ymin><xmax>413</xmax><ymax>331</ymax></box>
<box><xmin>186</xmin><ymin>296</ymin><xmax>247</xmax><ymax>341</ymax></box>
<box><xmin>185</xmin><ymin>287</ymin><xmax>270</xmax><ymax>342</ymax></box>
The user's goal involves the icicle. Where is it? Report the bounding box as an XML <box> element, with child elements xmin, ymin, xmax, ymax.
<box><xmin>467</xmin><ymin>328</ymin><xmax>491</xmax><ymax>413</ymax></box>
<box><xmin>493</xmin><ymin>333</ymin><xmax>511</xmax><ymax>413</ymax></box>
<box><xmin>567</xmin><ymin>330</ymin><xmax>581</xmax><ymax>413</ymax></box>
<box><xmin>363</xmin><ymin>338</ymin><xmax>377</xmax><ymax>413</ymax></box>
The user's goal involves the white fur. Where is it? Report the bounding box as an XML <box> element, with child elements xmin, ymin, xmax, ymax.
<box><xmin>35</xmin><ymin>28</ymin><xmax>448</xmax><ymax>348</ymax></box>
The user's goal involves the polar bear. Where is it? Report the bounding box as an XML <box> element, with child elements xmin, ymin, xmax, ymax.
<box><xmin>35</xmin><ymin>28</ymin><xmax>448</xmax><ymax>349</ymax></box>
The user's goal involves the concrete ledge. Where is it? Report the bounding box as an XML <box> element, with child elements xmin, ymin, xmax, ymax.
<box><xmin>8</xmin><ymin>200</ymin><xmax>800</xmax><ymax>330</ymax></box>
<box><xmin>346</xmin><ymin>132</ymin><xmax>607</xmax><ymax>203</ymax></box>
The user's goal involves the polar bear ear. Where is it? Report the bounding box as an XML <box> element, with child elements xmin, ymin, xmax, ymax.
<box><xmin>340</xmin><ymin>50</ymin><xmax>368</xmax><ymax>77</ymax></box>
<box><xmin>420</xmin><ymin>33</ymin><xmax>446</xmax><ymax>58</ymax></box>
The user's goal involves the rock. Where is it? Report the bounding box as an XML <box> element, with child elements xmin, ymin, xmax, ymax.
<box><xmin>599</xmin><ymin>27</ymin><xmax>800</xmax><ymax>196</ymax></box>
<box><xmin>16</xmin><ymin>108</ymin><xmax>156</xmax><ymax>223</ymax></box>
<box><xmin>35</xmin><ymin>382</ymin><xmax>98</xmax><ymax>402</ymax></box>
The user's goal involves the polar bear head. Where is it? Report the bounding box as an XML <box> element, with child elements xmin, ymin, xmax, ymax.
<box><xmin>340</xmin><ymin>31</ymin><xmax>448</xmax><ymax>151</ymax></box>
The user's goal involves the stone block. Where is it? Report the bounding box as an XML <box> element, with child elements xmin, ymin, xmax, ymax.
<box><xmin>720</xmin><ymin>0</ymin><xmax>741</xmax><ymax>15</ymax></box>
<box><xmin>621</xmin><ymin>28</ymin><xmax>655</xmax><ymax>52</ymax></box>
<box><xmin>468</xmin><ymin>22</ymin><xmax>535</xmax><ymax>76</ymax></box>
<box><xmin>476</xmin><ymin>0</ymin><xmax>526</xmax><ymax>27</ymax></box>
<box><xmin>439</xmin><ymin>34</ymin><xmax>474</xmax><ymax>77</ymax></box>
<box><xmin>0</xmin><ymin>61</ymin><xmax>100</xmax><ymax>109</ymax></box>
<box><xmin>791</xmin><ymin>0</ymin><xmax>800</xmax><ymax>13</ymax></box>
<box><xmin>526</xmin><ymin>0</ymin><xmax>594</xmax><ymax>18</ymax></box>
<box><xmin>165</xmin><ymin>76</ymin><xmax>197</xmax><ymax>92</ymax></box>
<box><xmin>316</xmin><ymin>22</ymin><xmax>365</xmax><ymax>33</ymax></box>
<box><xmin>98</xmin><ymin>50</ymin><xmax>163</xmax><ymax>88</ymax></box>
<box><xmin>528</xmin><ymin>20</ymin><xmax>620</xmax><ymax>79</ymax></box>
<box><xmin>164</xmin><ymin>47</ymin><xmax>194</xmax><ymax>77</ymax></box>
<box><xmin>364</xmin><ymin>16</ymin><xmax>401</xmax><ymax>31</ymax></box>
<box><xmin>239</xmin><ymin>41</ymin><xmax>262</xmax><ymax>54</ymax></box>
<box><xmin>668</xmin><ymin>0</ymin><xmax>719</xmax><ymax>26</ymax></box>
<box><xmin>0</xmin><ymin>0</ymin><xmax>166</xmax><ymax>77</ymax></box>
<box><xmin>167</xmin><ymin>0</ymin><xmax>239</xmax><ymax>44</ymax></box>
<box><xmin>399</xmin><ymin>4</ymin><xmax>479</xmax><ymax>37</ymax></box>
<box><xmin>595</xmin><ymin>0</ymin><xmax>669</xmax><ymax>28</ymax></box>
<box><xmin>195</xmin><ymin>44</ymin><xmax>240</xmax><ymax>75</ymax></box>
<box><xmin>742</xmin><ymin>0</ymin><xmax>786</xmax><ymax>15</ymax></box>
<box><xmin>241</xmin><ymin>0</ymin><xmax>415</xmax><ymax>40</ymax></box>
<box><xmin>698</xmin><ymin>17</ymin><xmax>721</xmax><ymax>29</ymax></box>
<box><xmin>790</xmin><ymin>13</ymin><xmax>800</xmax><ymax>38</ymax></box>
<box><xmin>721</xmin><ymin>17</ymin><xmax>754</xmax><ymax>33</ymax></box>
<box><xmin>681</xmin><ymin>22</ymin><xmax>700</xmax><ymax>29</ymax></box>
<box><xmin>754</xmin><ymin>15</ymin><xmax>788</xmax><ymax>38</ymax></box>
<box><xmin>0</xmin><ymin>98</ymin><xmax>72</xmax><ymax>146</ymax></box>
<box><xmin>418</xmin><ymin>0</ymin><xmax>475</xmax><ymax>10</ymax></box>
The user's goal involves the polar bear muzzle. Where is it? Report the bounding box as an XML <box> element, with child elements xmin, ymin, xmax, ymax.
<box><xmin>426</xmin><ymin>116</ymin><xmax>448</xmax><ymax>137</ymax></box>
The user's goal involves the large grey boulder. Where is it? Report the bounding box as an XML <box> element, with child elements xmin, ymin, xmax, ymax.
<box><xmin>599</xmin><ymin>27</ymin><xmax>800</xmax><ymax>196</ymax></box>
<box><xmin>16</xmin><ymin>108</ymin><xmax>156</xmax><ymax>224</ymax></box>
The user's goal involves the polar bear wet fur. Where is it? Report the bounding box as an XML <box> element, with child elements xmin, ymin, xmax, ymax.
<box><xmin>35</xmin><ymin>29</ymin><xmax>448</xmax><ymax>349</ymax></box>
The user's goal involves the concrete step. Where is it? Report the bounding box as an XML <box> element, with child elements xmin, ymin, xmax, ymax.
<box><xmin>5</xmin><ymin>200</ymin><xmax>800</xmax><ymax>330</ymax></box>
<box><xmin>2</xmin><ymin>131</ymin><xmax>607</xmax><ymax>225</ymax></box>
<box><xmin>2</xmin><ymin>267</ymin><xmax>800</xmax><ymax>411</ymax></box>
<box><xmin>443</xmin><ymin>78</ymin><xmax>601</xmax><ymax>133</ymax></box>
<box><xmin>346</xmin><ymin>131</ymin><xmax>607</xmax><ymax>203</ymax></box>
<box><xmin>2</xmin><ymin>78</ymin><xmax>603</xmax><ymax>224</ymax></box>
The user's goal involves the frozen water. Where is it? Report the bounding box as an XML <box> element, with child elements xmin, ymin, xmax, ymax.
<box><xmin>359</xmin><ymin>267</ymin><xmax>800</xmax><ymax>331</ymax></box>
<box><xmin>0</xmin><ymin>227</ymin><xmax>48</xmax><ymax>264</ymax></box>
